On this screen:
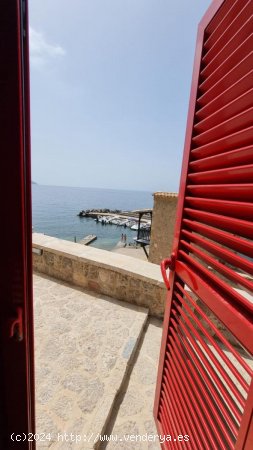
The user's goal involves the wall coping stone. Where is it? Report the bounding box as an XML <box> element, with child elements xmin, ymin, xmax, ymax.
<box><xmin>152</xmin><ymin>192</ymin><xmax>178</xmax><ymax>198</ymax></box>
<box><xmin>32</xmin><ymin>233</ymin><xmax>164</xmax><ymax>287</ymax></box>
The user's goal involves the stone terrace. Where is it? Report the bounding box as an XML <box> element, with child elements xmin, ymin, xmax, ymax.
<box><xmin>32</xmin><ymin>233</ymin><xmax>166</xmax><ymax>318</ymax></box>
<box><xmin>34</xmin><ymin>274</ymin><xmax>162</xmax><ymax>450</ymax></box>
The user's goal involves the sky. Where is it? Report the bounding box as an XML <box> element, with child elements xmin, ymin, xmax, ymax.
<box><xmin>29</xmin><ymin>0</ymin><xmax>211</xmax><ymax>192</ymax></box>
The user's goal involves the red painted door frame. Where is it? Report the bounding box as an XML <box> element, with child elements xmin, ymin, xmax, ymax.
<box><xmin>0</xmin><ymin>1</ymin><xmax>35</xmax><ymax>448</ymax></box>
<box><xmin>154</xmin><ymin>0</ymin><xmax>253</xmax><ymax>448</ymax></box>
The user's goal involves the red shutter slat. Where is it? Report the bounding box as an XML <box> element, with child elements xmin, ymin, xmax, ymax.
<box><xmin>183</xmin><ymin>218</ymin><xmax>253</xmax><ymax>258</ymax></box>
<box><xmin>184</xmin><ymin>208</ymin><xmax>253</xmax><ymax>239</ymax></box>
<box><xmin>163</xmin><ymin>349</ymin><xmax>211</xmax><ymax>449</ymax></box>
<box><xmin>188</xmin><ymin>165</ymin><xmax>253</xmax><ymax>184</ymax></box>
<box><xmin>193</xmin><ymin>108</ymin><xmax>253</xmax><ymax>146</ymax></box>
<box><xmin>196</xmin><ymin>71</ymin><xmax>253</xmax><ymax>120</ymax></box>
<box><xmin>198</xmin><ymin>52</ymin><xmax>253</xmax><ymax>105</ymax></box>
<box><xmin>205</xmin><ymin>0</ymin><xmax>247</xmax><ymax>44</ymax></box>
<box><xmin>186</xmin><ymin>184</ymin><xmax>253</xmax><ymax>200</ymax></box>
<box><xmin>195</xmin><ymin>88</ymin><xmax>253</xmax><ymax>131</ymax></box>
<box><xmin>200</xmin><ymin>34</ymin><xmax>253</xmax><ymax>91</ymax></box>
<box><xmin>175</xmin><ymin>261</ymin><xmax>253</xmax><ymax>345</ymax></box>
<box><xmin>169</xmin><ymin>318</ymin><xmax>237</xmax><ymax>450</ymax></box>
<box><xmin>185</xmin><ymin>197</ymin><xmax>253</xmax><ymax>219</ymax></box>
<box><xmin>203</xmin><ymin>15</ymin><xmax>253</xmax><ymax>74</ymax></box>
<box><xmin>200</xmin><ymin>33</ymin><xmax>253</xmax><ymax>83</ymax></box>
<box><xmin>175</xmin><ymin>282</ymin><xmax>252</xmax><ymax>378</ymax></box>
<box><xmin>180</xmin><ymin>241</ymin><xmax>253</xmax><ymax>295</ymax></box>
<box><xmin>203</xmin><ymin>1</ymin><xmax>253</xmax><ymax>61</ymax></box>
<box><xmin>191</xmin><ymin>127</ymin><xmax>253</xmax><ymax>159</ymax></box>
<box><xmin>189</xmin><ymin>145</ymin><xmax>253</xmax><ymax>171</ymax></box>
<box><xmin>173</xmin><ymin>298</ymin><xmax>242</xmax><ymax>427</ymax></box>
<box><xmin>181</xmin><ymin>229</ymin><xmax>253</xmax><ymax>276</ymax></box>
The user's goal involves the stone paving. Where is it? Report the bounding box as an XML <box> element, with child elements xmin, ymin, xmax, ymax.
<box><xmin>33</xmin><ymin>269</ymin><xmax>253</xmax><ymax>450</ymax></box>
<box><xmin>104</xmin><ymin>319</ymin><xmax>162</xmax><ymax>450</ymax></box>
<box><xmin>33</xmin><ymin>274</ymin><xmax>150</xmax><ymax>449</ymax></box>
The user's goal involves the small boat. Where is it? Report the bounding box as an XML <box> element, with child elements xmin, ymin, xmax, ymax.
<box><xmin>130</xmin><ymin>222</ymin><xmax>147</xmax><ymax>230</ymax></box>
<box><xmin>107</xmin><ymin>215</ymin><xmax>119</xmax><ymax>223</ymax></box>
<box><xmin>110</xmin><ymin>217</ymin><xmax>121</xmax><ymax>225</ymax></box>
<box><xmin>126</xmin><ymin>220</ymin><xmax>136</xmax><ymax>228</ymax></box>
<box><xmin>118</xmin><ymin>219</ymin><xmax>129</xmax><ymax>226</ymax></box>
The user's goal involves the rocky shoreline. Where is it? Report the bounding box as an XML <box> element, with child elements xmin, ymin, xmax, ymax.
<box><xmin>78</xmin><ymin>208</ymin><xmax>123</xmax><ymax>217</ymax></box>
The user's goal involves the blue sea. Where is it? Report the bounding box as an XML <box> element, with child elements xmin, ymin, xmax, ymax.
<box><xmin>32</xmin><ymin>184</ymin><xmax>153</xmax><ymax>250</ymax></box>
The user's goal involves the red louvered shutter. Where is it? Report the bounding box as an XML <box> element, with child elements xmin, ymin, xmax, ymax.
<box><xmin>154</xmin><ymin>1</ymin><xmax>253</xmax><ymax>448</ymax></box>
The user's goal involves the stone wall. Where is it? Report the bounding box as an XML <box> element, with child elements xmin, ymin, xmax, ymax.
<box><xmin>32</xmin><ymin>234</ymin><xmax>167</xmax><ymax>318</ymax></box>
<box><xmin>149</xmin><ymin>192</ymin><xmax>178</xmax><ymax>265</ymax></box>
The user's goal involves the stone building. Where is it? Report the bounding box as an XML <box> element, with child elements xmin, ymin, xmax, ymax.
<box><xmin>149</xmin><ymin>192</ymin><xmax>178</xmax><ymax>265</ymax></box>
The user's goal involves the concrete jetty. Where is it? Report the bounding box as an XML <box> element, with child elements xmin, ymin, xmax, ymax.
<box><xmin>78</xmin><ymin>209</ymin><xmax>152</xmax><ymax>223</ymax></box>
<box><xmin>79</xmin><ymin>234</ymin><xmax>97</xmax><ymax>245</ymax></box>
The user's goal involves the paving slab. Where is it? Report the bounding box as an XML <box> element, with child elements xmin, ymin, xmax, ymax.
<box><xmin>104</xmin><ymin>318</ymin><xmax>163</xmax><ymax>450</ymax></box>
<box><xmin>34</xmin><ymin>274</ymin><xmax>148</xmax><ymax>449</ymax></box>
